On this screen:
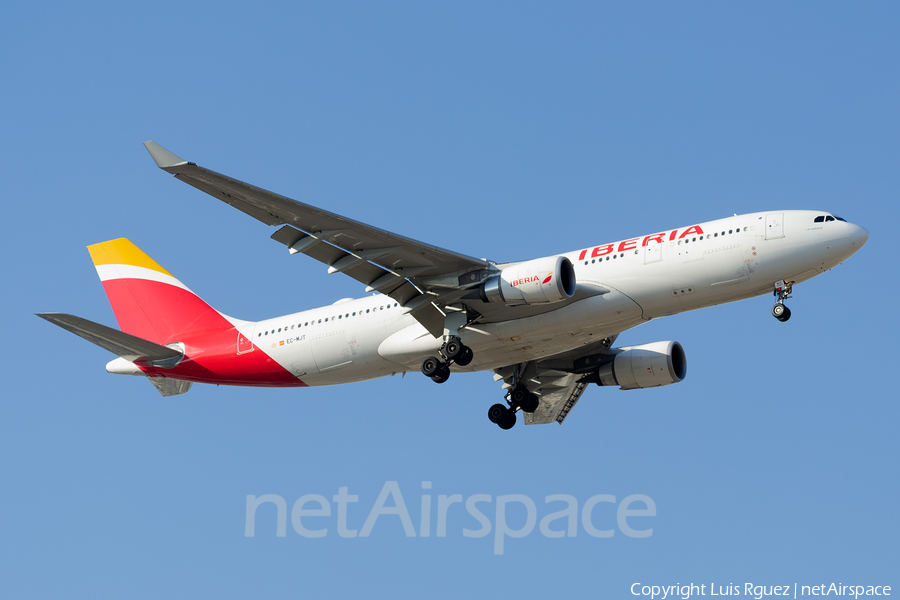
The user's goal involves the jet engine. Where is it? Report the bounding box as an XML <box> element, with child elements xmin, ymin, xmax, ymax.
<box><xmin>477</xmin><ymin>256</ymin><xmax>576</xmax><ymax>306</ymax></box>
<box><xmin>596</xmin><ymin>341</ymin><xmax>687</xmax><ymax>390</ymax></box>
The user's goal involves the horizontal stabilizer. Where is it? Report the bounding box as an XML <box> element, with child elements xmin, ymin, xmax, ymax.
<box><xmin>36</xmin><ymin>313</ymin><xmax>183</xmax><ymax>362</ymax></box>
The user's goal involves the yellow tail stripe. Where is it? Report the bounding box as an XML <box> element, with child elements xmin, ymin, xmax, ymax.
<box><xmin>87</xmin><ymin>238</ymin><xmax>173</xmax><ymax>277</ymax></box>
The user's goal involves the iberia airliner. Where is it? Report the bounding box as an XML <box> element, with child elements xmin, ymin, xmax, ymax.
<box><xmin>38</xmin><ymin>142</ymin><xmax>870</xmax><ymax>430</ymax></box>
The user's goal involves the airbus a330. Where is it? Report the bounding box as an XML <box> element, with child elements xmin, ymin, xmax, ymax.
<box><xmin>38</xmin><ymin>142</ymin><xmax>869</xmax><ymax>429</ymax></box>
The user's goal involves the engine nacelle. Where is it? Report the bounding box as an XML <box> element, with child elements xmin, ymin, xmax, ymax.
<box><xmin>597</xmin><ymin>341</ymin><xmax>687</xmax><ymax>390</ymax></box>
<box><xmin>478</xmin><ymin>256</ymin><xmax>576</xmax><ymax>306</ymax></box>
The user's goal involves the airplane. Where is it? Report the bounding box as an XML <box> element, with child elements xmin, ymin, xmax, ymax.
<box><xmin>37</xmin><ymin>141</ymin><xmax>870</xmax><ymax>430</ymax></box>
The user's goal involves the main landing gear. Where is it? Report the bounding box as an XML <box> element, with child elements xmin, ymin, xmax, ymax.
<box><xmin>421</xmin><ymin>336</ymin><xmax>474</xmax><ymax>384</ymax></box>
<box><xmin>772</xmin><ymin>279</ymin><xmax>794</xmax><ymax>322</ymax></box>
<box><xmin>487</xmin><ymin>386</ymin><xmax>540</xmax><ymax>431</ymax></box>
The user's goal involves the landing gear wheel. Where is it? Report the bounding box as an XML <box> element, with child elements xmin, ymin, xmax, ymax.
<box><xmin>520</xmin><ymin>392</ymin><xmax>539</xmax><ymax>413</ymax></box>
<box><xmin>421</xmin><ymin>356</ymin><xmax>443</xmax><ymax>377</ymax></box>
<box><xmin>445</xmin><ymin>339</ymin><xmax>465</xmax><ymax>361</ymax></box>
<box><xmin>510</xmin><ymin>387</ymin><xmax>529</xmax><ymax>408</ymax></box>
<box><xmin>771</xmin><ymin>280</ymin><xmax>794</xmax><ymax>322</ymax></box>
<box><xmin>498</xmin><ymin>410</ymin><xmax>517</xmax><ymax>430</ymax></box>
<box><xmin>455</xmin><ymin>346</ymin><xmax>474</xmax><ymax>367</ymax></box>
<box><xmin>488</xmin><ymin>403</ymin><xmax>508</xmax><ymax>424</ymax></box>
<box><xmin>510</xmin><ymin>387</ymin><xmax>539</xmax><ymax>412</ymax></box>
<box><xmin>431</xmin><ymin>367</ymin><xmax>450</xmax><ymax>384</ymax></box>
<box><xmin>772</xmin><ymin>304</ymin><xmax>791</xmax><ymax>322</ymax></box>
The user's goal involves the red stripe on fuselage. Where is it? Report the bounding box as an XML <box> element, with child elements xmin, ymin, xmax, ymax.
<box><xmin>104</xmin><ymin>278</ymin><xmax>305</xmax><ymax>387</ymax></box>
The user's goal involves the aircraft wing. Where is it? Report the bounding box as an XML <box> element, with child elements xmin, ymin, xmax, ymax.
<box><xmin>493</xmin><ymin>336</ymin><xmax>618</xmax><ymax>425</ymax></box>
<box><xmin>144</xmin><ymin>141</ymin><xmax>495</xmax><ymax>337</ymax></box>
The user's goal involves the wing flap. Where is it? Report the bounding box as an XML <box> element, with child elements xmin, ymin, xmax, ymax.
<box><xmin>148</xmin><ymin>377</ymin><xmax>193</xmax><ymax>397</ymax></box>
<box><xmin>270</xmin><ymin>224</ymin><xmax>445</xmax><ymax>336</ymax></box>
<box><xmin>494</xmin><ymin>338</ymin><xmax>621</xmax><ymax>425</ymax></box>
<box><xmin>526</xmin><ymin>378</ymin><xmax>589</xmax><ymax>424</ymax></box>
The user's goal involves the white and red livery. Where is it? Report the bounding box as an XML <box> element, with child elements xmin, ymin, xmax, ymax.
<box><xmin>38</xmin><ymin>142</ymin><xmax>870</xmax><ymax>430</ymax></box>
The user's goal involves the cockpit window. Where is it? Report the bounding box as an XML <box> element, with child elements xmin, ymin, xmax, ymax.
<box><xmin>834</xmin><ymin>215</ymin><xmax>847</xmax><ymax>222</ymax></box>
<box><xmin>814</xmin><ymin>216</ymin><xmax>825</xmax><ymax>223</ymax></box>
<box><xmin>825</xmin><ymin>216</ymin><xmax>835</xmax><ymax>222</ymax></box>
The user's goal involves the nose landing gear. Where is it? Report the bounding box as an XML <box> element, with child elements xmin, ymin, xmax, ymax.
<box><xmin>421</xmin><ymin>336</ymin><xmax>473</xmax><ymax>384</ymax></box>
<box><xmin>772</xmin><ymin>280</ymin><xmax>794</xmax><ymax>322</ymax></box>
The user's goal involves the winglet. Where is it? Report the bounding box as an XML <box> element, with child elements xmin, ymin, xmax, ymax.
<box><xmin>143</xmin><ymin>141</ymin><xmax>188</xmax><ymax>169</ymax></box>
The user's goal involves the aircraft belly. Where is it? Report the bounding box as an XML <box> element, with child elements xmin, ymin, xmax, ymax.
<box><xmin>375</xmin><ymin>289</ymin><xmax>644</xmax><ymax>372</ymax></box>
<box><xmin>465</xmin><ymin>289</ymin><xmax>644</xmax><ymax>370</ymax></box>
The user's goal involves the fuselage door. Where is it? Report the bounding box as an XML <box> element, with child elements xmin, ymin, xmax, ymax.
<box><xmin>644</xmin><ymin>242</ymin><xmax>663</xmax><ymax>264</ymax></box>
<box><xmin>237</xmin><ymin>325</ymin><xmax>255</xmax><ymax>354</ymax></box>
<box><xmin>765</xmin><ymin>213</ymin><xmax>784</xmax><ymax>239</ymax></box>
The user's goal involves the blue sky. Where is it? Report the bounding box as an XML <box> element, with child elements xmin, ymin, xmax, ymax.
<box><xmin>2</xmin><ymin>2</ymin><xmax>897</xmax><ymax>598</ymax></box>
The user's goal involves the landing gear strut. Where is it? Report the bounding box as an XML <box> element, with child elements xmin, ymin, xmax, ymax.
<box><xmin>421</xmin><ymin>336</ymin><xmax>473</xmax><ymax>384</ymax></box>
<box><xmin>772</xmin><ymin>279</ymin><xmax>793</xmax><ymax>322</ymax></box>
<box><xmin>487</xmin><ymin>386</ymin><xmax>540</xmax><ymax>430</ymax></box>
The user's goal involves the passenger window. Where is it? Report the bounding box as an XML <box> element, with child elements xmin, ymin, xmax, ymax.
<box><xmin>714</xmin><ymin>233</ymin><xmax>718</xmax><ymax>237</ymax></box>
<box><xmin>591</xmin><ymin>259</ymin><xmax>595</xmax><ymax>264</ymax></box>
<box><xmin>366</xmin><ymin>309</ymin><xmax>370</xmax><ymax>313</ymax></box>
<box><xmin>258</xmin><ymin>333</ymin><xmax>261</xmax><ymax>337</ymax></box>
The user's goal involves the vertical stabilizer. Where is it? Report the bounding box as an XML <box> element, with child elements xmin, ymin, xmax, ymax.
<box><xmin>87</xmin><ymin>239</ymin><xmax>234</xmax><ymax>345</ymax></box>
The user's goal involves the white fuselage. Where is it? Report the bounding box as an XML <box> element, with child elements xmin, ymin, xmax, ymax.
<box><xmin>245</xmin><ymin>210</ymin><xmax>867</xmax><ymax>386</ymax></box>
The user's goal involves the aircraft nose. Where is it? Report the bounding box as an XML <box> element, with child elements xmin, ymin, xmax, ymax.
<box><xmin>850</xmin><ymin>223</ymin><xmax>870</xmax><ymax>247</ymax></box>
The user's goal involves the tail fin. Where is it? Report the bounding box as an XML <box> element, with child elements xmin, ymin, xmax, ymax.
<box><xmin>88</xmin><ymin>239</ymin><xmax>235</xmax><ymax>345</ymax></box>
